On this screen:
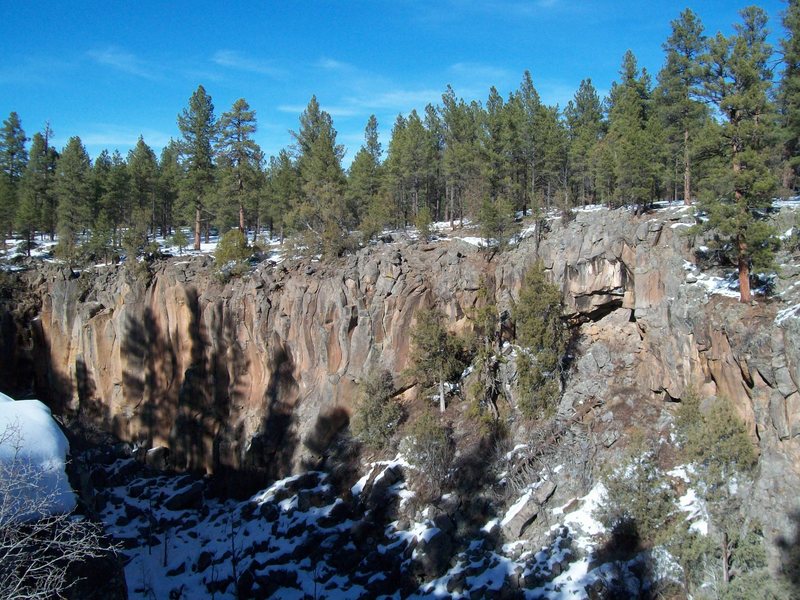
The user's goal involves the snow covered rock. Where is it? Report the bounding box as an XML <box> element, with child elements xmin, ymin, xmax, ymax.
<box><xmin>0</xmin><ymin>392</ymin><xmax>75</xmax><ymax>518</ymax></box>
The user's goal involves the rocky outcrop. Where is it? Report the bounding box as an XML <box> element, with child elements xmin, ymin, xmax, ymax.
<box><xmin>9</xmin><ymin>205</ymin><xmax>800</xmax><ymax>561</ymax></box>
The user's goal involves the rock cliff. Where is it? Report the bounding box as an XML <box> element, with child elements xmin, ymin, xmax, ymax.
<box><xmin>8</xmin><ymin>204</ymin><xmax>800</xmax><ymax>561</ymax></box>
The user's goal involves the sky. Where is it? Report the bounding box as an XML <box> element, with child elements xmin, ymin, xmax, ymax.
<box><xmin>0</xmin><ymin>0</ymin><xmax>789</xmax><ymax>167</ymax></box>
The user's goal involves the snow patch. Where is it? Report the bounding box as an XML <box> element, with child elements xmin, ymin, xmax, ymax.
<box><xmin>0</xmin><ymin>394</ymin><xmax>76</xmax><ymax>518</ymax></box>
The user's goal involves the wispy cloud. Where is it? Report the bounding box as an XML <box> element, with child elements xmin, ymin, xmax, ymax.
<box><xmin>212</xmin><ymin>50</ymin><xmax>284</xmax><ymax>77</ymax></box>
<box><xmin>316</xmin><ymin>57</ymin><xmax>357</xmax><ymax>72</ymax></box>
<box><xmin>87</xmin><ymin>47</ymin><xmax>157</xmax><ymax>79</ymax></box>
<box><xmin>0</xmin><ymin>56</ymin><xmax>75</xmax><ymax>85</ymax></box>
<box><xmin>277</xmin><ymin>102</ymin><xmax>360</xmax><ymax>118</ymax></box>
<box><xmin>449</xmin><ymin>62</ymin><xmax>512</xmax><ymax>82</ymax></box>
<box><xmin>63</xmin><ymin>125</ymin><xmax>172</xmax><ymax>154</ymax></box>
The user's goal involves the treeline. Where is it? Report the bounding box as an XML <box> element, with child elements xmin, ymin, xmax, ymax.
<box><xmin>0</xmin><ymin>4</ymin><xmax>799</xmax><ymax>272</ymax></box>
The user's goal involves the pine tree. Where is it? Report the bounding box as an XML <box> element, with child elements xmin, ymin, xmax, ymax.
<box><xmin>346</xmin><ymin>115</ymin><xmax>384</xmax><ymax>234</ymax></box>
<box><xmin>780</xmin><ymin>0</ymin><xmax>800</xmax><ymax>191</ymax></box>
<box><xmin>655</xmin><ymin>9</ymin><xmax>707</xmax><ymax>205</ymax></box>
<box><xmin>607</xmin><ymin>50</ymin><xmax>660</xmax><ymax>212</ymax></box>
<box><xmin>103</xmin><ymin>151</ymin><xmax>130</xmax><ymax>246</ymax></box>
<box><xmin>410</xmin><ymin>309</ymin><xmax>464</xmax><ymax>413</ymax></box>
<box><xmin>177</xmin><ymin>85</ymin><xmax>216</xmax><ymax>251</ymax></box>
<box><xmin>384</xmin><ymin>114</ymin><xmax>409</xmax><ymax>225</ymax></box>
<box><xmin>54</xmin><ymin>137</ymin><xmax>93</xmax><ymax>258</ymax></box>
<box><xmin>519</xmin><ymin>71</ymin><xmax>543</xmax><ymax>215</ymax></box>
<box><xmin>536</xmin><ymin>103</ymin><xmax>569</xmax><ymax>209</ymax></box>
<box><xmin>698</xmin><ymin>6</ymin><xmax>778</xmax><ymax>303</ymax></box>
<box><xmin>290</xmin><ymin>96</ymin><xmax>349</xmax><ymax>257</ymax></box>
<box><xmin>264</xmin><ymin>150</ymin><xmax>300</xmax><ymax>242</ymax></box>
<box><xmin>128</xmin><ymin>136</ymin><xmax>158</xmax><ymax>236</ymax></box>
<box><xmin>441</xmin><ymin>86</ymin><xmax>486</xmax><ymax>226</ymax></box>
<box><xmin>157</xmin><ymin>140</ymin><xmax>181</xmax><ymax>237</ymax></box>
<box><xmin>0</xmin><ymin>112</ymin><xmax>28</xmax><ymax>238</ymax></box>
<box><xmin>16</xmin><ymin>132</ymin><xmax>54</xmax><ymax>253</ymax></box>
<box><xmin>565</xmin><ymin>79</ymin><xmax>604</xmax><ymax>205</ymax></box>
<box><xmin>216</xmin><ymin>98</ymin><xmax>262</xmax><ymax>233</ymax></box>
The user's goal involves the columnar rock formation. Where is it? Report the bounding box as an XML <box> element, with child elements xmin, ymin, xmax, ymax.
<box><xmin>10</xmin><ymin>205</ymin><xmax>800</xmax><ymax>559</ymax></box>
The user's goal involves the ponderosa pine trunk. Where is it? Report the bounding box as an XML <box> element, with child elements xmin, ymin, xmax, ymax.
<box><xmin>684</xmin><ymin>128</ymin><xmax>691</xmax><ymax>205</ymax></box>
<box><xmin>194</xmin><ymin>203</ymin><xmax>201</xmax><ymax>251</ymax></box>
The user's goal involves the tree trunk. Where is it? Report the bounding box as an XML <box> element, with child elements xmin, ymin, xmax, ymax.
<box><xmin>738</xmin><ymin>234</ymin><xmax>751</xmax><ymax>303</ymax></box>
<box><xmin>438</xmin><ymin>379</ymin><xmax>446</xmax><ymax>413</ymax></box>
<box><xmin>684</xmin><ymin>128</ymin><xmax>691</xmax><ymax>205</ymax></box>
<box><xmin>194</xmin><ymin>204</ymin><xmax>201</xmax><ymax>251</ymax></box>
<box><xmin>721</xmin><ymin>531</ymin><xmax>730</xmax><ymax>584</ymax></box>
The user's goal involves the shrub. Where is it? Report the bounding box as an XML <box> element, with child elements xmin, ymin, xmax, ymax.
<box><xmin>415</xmin><ymin>206</ymin><xmax>433</xmax><ymax>242</ymax></box>
<box><xmin>169</xmin><ymin>229</ymin><xmax>189</xmax><ymax>255</ymax></box>
<box><xmin>513</xmin><ymin>262</ymin><xmax>567</xmax><ymax>418</ymax></box>
<box><xmin>401</xmin><ymin>409</ymin><xmax>453</xmax><ymax>501</ymax></box>
<box><xmin>673</xmin><ymin>391</ymin><xmax>762</xmax><ymax>594</ymax></box>
<box><xmin>409</xmin><ymin>309</ymin><xmax>468</xmax><ymax>413</ymax></box>
<box><xmin>215</xmin><ymin>229</ymin><xmax>252</xmax><ymax>278</ymax></box>
<box><xmin>597</xmin><ymin>450</ymin><xmax>677</xmax><ymax>546</ymax></box>
<box><xmin>351</xmin><ymin>370</ymin><xmax>404</xmax><ymax>451</ymax></box>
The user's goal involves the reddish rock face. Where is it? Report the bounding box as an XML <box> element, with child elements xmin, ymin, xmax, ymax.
<box><xmin>19</xmin><ymin>207</ymin><xmax>800</xmax><ymax>552</ymax></box>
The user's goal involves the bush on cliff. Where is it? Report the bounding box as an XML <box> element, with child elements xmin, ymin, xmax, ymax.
<box><xmin>352</xmin><ymin>370</ymin><xmax>404</xmax><ymax>452</ymax></box>
<box><xmin>512</xmin><ymin>262</ymin><xmax>567</xmax><ymax>418</ymax></box>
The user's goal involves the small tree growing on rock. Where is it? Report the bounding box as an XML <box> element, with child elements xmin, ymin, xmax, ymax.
<box><xmin>409</xmin><ymin>308</ymin><xmax>466</xmax><ymax>413</ymax></box>
<box><xmin>351</xmin><ymin>370</ymin><xmax>404</xmax><ymax>451</ymax></box>
<box><xmin>401</xmin><ymin>409</ymin><xmax>454</xmax><ymax>501</ymax></box>
<box><xmin>512</xmin><ymin>262</ymin><xmax>567</xmax><ymax>418</ymax></box>
<box><xmin>675</xmin><ymin>392</ymin><xmax>758</xmax><ymax>588</ymax></box>
<box><xmin>214</xmin><ymin>228</ymin><xmax>252</xmax><ymax>278</ymax></box>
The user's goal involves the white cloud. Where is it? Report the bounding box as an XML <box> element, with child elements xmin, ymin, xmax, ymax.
<box><xmin>87</xmin><ymin>47</ymin><xmax>156</xmax><ymax>79</ymax></box>
<box><xmin>211</xmin><ymin>50</ymin><xmax>284</xmax><ymax>77</ymax></box>
<box><xmin>57</xmin><ymin>125</ymin><xmax>172</xmax><ymax>156</ymax></box>
<box><xmin>316</xmin><ymin>57</ymin><xmax>356</xmax><ymax>72</ymax></box>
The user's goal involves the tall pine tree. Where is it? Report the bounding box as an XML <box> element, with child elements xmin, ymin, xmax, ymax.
<box><xmin>17</xmin><ymin>131</ymin><xmax>55</xmax><ymax>252</ymax></box>
<box><xmin>565</xmin><ymin>79</ymin><xmax>604</xmax><ymax>205</ymax></box>
<box><xmin>216</xmin><ymin>98</ymin><xmax>262</xmax><ymax>233</ymax></box>
<box><xmin>656</xmin><ymin>9</ymin><xmax>707</xmax><ymax>205</ymax></box>
<box><xmin>0</xmin><ymin>112</ymin><xmax>28</xmax><ymax>238</ymax></box>
<box><xmin>290</xmin><ymin>96</ymin><xmax>348</xmax><ymax>256</ymax></box>
<box><xmin>780</xmin><ymin>0</ymin><xmax>800</xmax><ymax>191</ymax></box>
<box><xmin>128</xmin><ymin>136</ymin><xmax>158</xmax><ymax>236</ymax></box>
<box><xmin>346</xmin><ymin>115</ymin><xmax>384</xmax><ymax>232</ymax></box>
<box><xmin>698</xmin><ymin>6</ymin><xmax>778</xmax><ymax>303</ymax></box>
<box><xmin>177</xmin><ymin>85</ymin><xmax>216</xmax><ymax>250</ymax></box>
<box><xmin>54</xmin><ymin>136</ymin><xmax>93</xmax><ymax>259</ymax></box>
<box><xmin>607</xmin><ymin>50</ymin><xmax>660</xmax><ymax>212</ymax></box>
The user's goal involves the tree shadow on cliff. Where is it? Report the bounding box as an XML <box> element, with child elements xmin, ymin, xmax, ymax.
<box><xmin>301</xmin><ymin>406</ymin><xmax>358</xmax><ymax>495</ymax></box>
<box><xmin>226</xmin><ymin>342</ymin><xmax>299</xmax><ymax>498</ymax></box>
<box><xmin>28</xmin><ymin>317</ymin><xmax>73</xmax><ymax>415</ymax></box>
<box><xmin>582</xmin><ymin>518</ymin><xmax>665</xmax><ymax>599</ymax></box>
<box><xmin>122</xmin><ymin>305</ymin><xmax>178</xmax><ymax>447</ymax></box>
<box><xmin>778</xmin><ymin>510</ymin><xmax>800</xmax><ymax>594</ymax></box>
<box><xmin>120</xmin><ymin>287</ymin><xmax>250</xmax><ymax>477</ymax></box>
<box><xmin>172</xmin><ymin>290</ymin><xmax>251</xmax><ymax>475</ymax></box>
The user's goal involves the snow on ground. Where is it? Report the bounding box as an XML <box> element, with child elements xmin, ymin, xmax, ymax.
<box><xmin>452</xmin><ymin>236</ymin><xmax>486</xmax><ymax>247</ymax></box>
<box><xmin>777</xmin><ymin>302</ymin><xmax>800</xmax><ymax>324</ymax></box>
<box><xmin>691</xmin><ymin>272</ymin><xmax>741</xmax><ymax>299</ymax></box>
<box><xmin>0</xmin><ymin>392</ymin><xmax>75</xmax><ymax>518</ymax></box>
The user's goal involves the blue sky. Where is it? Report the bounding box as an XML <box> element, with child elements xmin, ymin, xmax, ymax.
<box><xmin>0</xmin><ymin>1</ymin><xmax>788</xmax><ymax>167</ymax></box>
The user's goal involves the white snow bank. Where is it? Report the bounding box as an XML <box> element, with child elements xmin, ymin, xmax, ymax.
<box><xmin>777</xmin><ymin>303</ymin><xmax>800</xmax><ymax>325</ymax></box>
<box><xmin>0</xmin><ymin>394</ymin><xmax>76</xmax><ymax>518</ymax></box>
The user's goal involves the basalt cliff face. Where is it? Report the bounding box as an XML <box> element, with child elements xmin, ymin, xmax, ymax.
<box><xmin>8</xmin><ymin>205</ymin><xmax>800</xmax><ymax>556</ymax></box>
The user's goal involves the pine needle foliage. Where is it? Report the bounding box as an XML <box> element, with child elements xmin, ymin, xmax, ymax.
<box><xmin>351</xmin><ymin>370</ymin><xmax>404</xmax><ymax>451</ymax></box>
<box><xmin>513</xmin><ymin>262</ymin><xmax>566</xmax><ymax>418</ymax></box>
